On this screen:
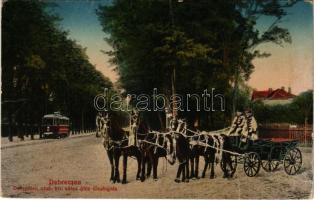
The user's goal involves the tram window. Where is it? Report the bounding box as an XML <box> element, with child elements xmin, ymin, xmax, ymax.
<box><xmin>43</xmin><ymin>118</ymin><xmax>53</xmax><ymax>126</ymax></box>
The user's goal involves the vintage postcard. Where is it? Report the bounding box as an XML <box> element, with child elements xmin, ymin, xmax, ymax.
<box><xmin>1</xmin><ymin>0</ymin><xmax>313</xmax><ymax>199</ymax></box>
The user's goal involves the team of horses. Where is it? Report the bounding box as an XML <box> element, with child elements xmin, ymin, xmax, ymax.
<box><xmin>96</xmin><ymin>111</ymin><xmax>235</xmax><ymax>184</ymax></box>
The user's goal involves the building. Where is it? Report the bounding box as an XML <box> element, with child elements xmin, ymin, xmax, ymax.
<box><xmin>251</xmin><ymin>87</ymin><xmax>296</xmax><ymax>105</ymax></box>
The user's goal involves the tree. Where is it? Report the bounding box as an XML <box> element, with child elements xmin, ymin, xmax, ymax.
<box><xmin>229</xmin><ymin>0</ymin><xmax>299</xmax><ymax>117</ymax></box>
<box><xmin>252</xmin><ymin>90</ymin><xmax>313</xmax><ymax>124</ymax></box>
<box><xmin>291</xmin><ymin>90</ymin><xmax>313</xmax><ymax>125</ymax></box>
<box><xmin>97</xmin><ymin>0</ymin><xmax>299</xmax><ymax>130</ymax></box>
<box><xmin>2</xmin><ymin>0</ymin><xmax>112</xmax><ymax>139</ymax></box>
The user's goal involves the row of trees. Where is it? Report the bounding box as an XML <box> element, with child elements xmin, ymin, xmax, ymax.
<box><xmin>2</xmin><ymin>0</ymin><xmax>112</xmax><ymax>139</ymax></box>
<box><xmin>97</xmin><ymin>0</ymin><xmax>299</xmax><ymax>130</ymax></box>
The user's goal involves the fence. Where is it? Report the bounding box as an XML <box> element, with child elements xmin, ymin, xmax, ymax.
<box><xmin>259</xmin><ymin>123</ymin><xmax>313</xmax><ymax>145</ymax></box>
<box><xmin>1</xmin><ymin>123</ymin><xmax>96</xmax><ymax>141</ymax></box>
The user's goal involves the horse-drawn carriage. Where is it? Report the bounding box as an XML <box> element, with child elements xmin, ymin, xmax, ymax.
<box><xmin>96</xmin><ymin>110</ymin><xmax>303</xmax><ymax>184</ymax></box>
<box><xmin>220</xmin><ymin>136</ymin><xmax>302</xmax><ymax>177</ymax></box>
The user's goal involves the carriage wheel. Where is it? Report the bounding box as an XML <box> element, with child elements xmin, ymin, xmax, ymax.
<box><xmin>284</xmin><ymin>148</ymin><xmax>302</xmax><ymax>175</ymax></box>
<box><xmin>262</xmin><ymin>160</ymin><xmax>280</xmax><ymax>172</ymax></box>
<box><xmin>243</xmin><ymin>152</ymin><xmax>261</xmax><ymax>177</ymax></box>
<box><xmin>220</xmin><ymin>155</ymin><xmax>237</xmax><ymax>175</ymax></box>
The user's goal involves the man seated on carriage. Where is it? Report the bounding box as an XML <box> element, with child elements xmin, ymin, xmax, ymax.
<box><xmin>227</xmin><ymin>110</ymin><xmax>246</xmax><ymax>136</ymax></box>
<box><xmin>227</xmin><ymin>108</ymin><xmax>258</xmax><ymax>149</ymax></box>
<box><xmin>226</xmin><ymin>110</ymin><xmax>246</xmax><ymax>147</ymax></box>
<box><xmin>239</xmin><ymin>109</ymin><xmax>258</xmax><ymax>149</ymax></box>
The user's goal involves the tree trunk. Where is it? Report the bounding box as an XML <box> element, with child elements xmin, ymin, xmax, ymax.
<box><xmin>232</xmin><ymin>66</ymin><xmax>239</xmax><ymax>120</ymax></box>
<box><xmin>304</xmin><ymin>117</ymin><xmax>308</xmax><ymax>145</ymax></box>
<box><xmin>81</xmin><ymin>110</ymin><xmax>85</xmax><ymax>132</ymax></box>
<box><xmin>157</xmin><ymin>112</ymin><xmax>165</xmax><ymax>131</ymax></box>
<box><xmin>171</xmin><ymin>66</ymin><xmax>177</xmax><ymax>117</ymax></box>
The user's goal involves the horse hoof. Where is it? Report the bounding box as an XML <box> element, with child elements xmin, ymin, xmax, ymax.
<box><xmin>196</xmin><ymin>176</ymin><xmax>200</xmax><ymax>179</ymax></box>
<box><xmin>154</xmin><ymin>178</ymin><xmax>158</xmax><ymax>181</ymax></box>
<box><xmin>185</xmin><ymin>179</ymin><xmax>189</xmax><ymax>183</ymax></box>
<box><xmin>174</xmin><ymin>179</ymin><xmax>181</xmax><ymax>183</ymax></box>
<box><xmin>136</xmin><ymin>177</ymin><xmax>141</xmax><ymax>181</ymax></box>
<box><xmin>122</xmin><ymin>180</ymin><xmax>127</xmax><ymax>184</ymax></box>
<box><xmin>191</xmin><ymin>177</ymin><xmax>196</xmax><ymax>180</ymax></box>
<box><xmin>210</xmin><ymin>175</ymin><xmax>214</xmax><ymax>179</ymax></box>
<box><xmin>140</xmin><ymin>177</ymin><xmax>145</xmax><ymax>182</ymax></box>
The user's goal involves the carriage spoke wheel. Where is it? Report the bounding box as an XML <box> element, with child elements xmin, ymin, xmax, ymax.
<box><xmin>220</xmin><ymin>155</ymin><xmax>238</xmax><ymax>175</ymax></box>
<box><xmin>262</xmin><ymin>160</ymin><xmax>280</xmax><ymax>172</ymax></box>
<box><xmin>244</xmin><ymin>152</ymin><xmax>261</xmax><ymax>177</ymax></box>
<box><xmin>284</xmin><ymin>148</ymin><xmax>302</xmax><ymax>175</ymax></box>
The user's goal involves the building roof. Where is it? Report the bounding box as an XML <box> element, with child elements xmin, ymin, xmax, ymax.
<box><xmin>252</xmin><ymin>88</ymin><xmax>296</xmax><ymax>101</ymax></box>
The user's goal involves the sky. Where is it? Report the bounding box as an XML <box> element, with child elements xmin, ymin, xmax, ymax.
<box><xmin>53</xmin><ymin>0</ymin><xmax>313</xmax><ymax>95</ymax></box>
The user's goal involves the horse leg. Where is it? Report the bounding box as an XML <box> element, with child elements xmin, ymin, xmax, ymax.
<box><xmin>190</xmin><ymin>155</ymin><xmax>195</xmax><ymax>179</ymax></box>
<box><xmin>230</xmin><ymin>156</ymin><xmax>235</xmax><ymax>178</ymax></box>
<box><xmin>140</xmin><ymin>152</ymin><xmax>146</xmax><ymax>182</ymax></box>
<box><xmin>226</xmin><ymin>153</ymin><xmax>234</xmax><ymax>178</ymax></box>
<box><xmin>222</xmin><ymin>153</ymin><xmax>229</xmax><ymax>178</ymax></box>
<box><xmin>135</xmin><ymin>150</ymin><xmax>142</xmax><ymax>181</ymax></box>
<box><xmin>107</xmin><ymin>150</ymin><xmax>114</xmax><ymax>182</ymax></box>
<box><xmin>113</xmin><ymin>150</ymin><xmax>121</xmax><ymax>183</ymax></box>
<box><xmin>195</xmin><ymin>155</ymin><xmax>200</xmax><ymax>179</ymax></box>
<box><xmin>147</xmin><ymin>158</ymin><xmax>152</xmax><ymax>178</ymax></box>
<box><xmin>122</xmin><ymin>153</ymin><xmax>128</xmax><ymax>184</ymax></box>
<box><xmin>210</xmin><ymin>162</ymin><xmax>215</xmax><ymax>179</ymax></box>
<box><xmin>202</xmin><ymin>155</ymin><xmax>209</xmax><ymax>178</ymax></box>
<box><xmin>175</xmin><ymin>160</ymin><xmax>183</xmax><ymax>183</ymax></box>
<box><xmin>153</xmin><ymin>155</ymin><xmax>159</xmax><ymax>181</ymax></box>
<box><xmin>181</xmin><ymin>162</ymin><xmax>186</xmax><ymax>182</ymax></box>
<box><xmin>185</xmin><ymin>158</ymin><xmax>190</xmax><ymax>183</ymax></box>
<box><xmin>209</xmin><ymin>152</ymin><xmax>215</xmax><ymax>179</ymax></box>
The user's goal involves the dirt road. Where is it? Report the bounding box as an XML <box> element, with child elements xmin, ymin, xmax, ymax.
<box><xmin>1</xmin><ymin>135</ymin><xmax>312</xmax><ymax>198</ymax></box>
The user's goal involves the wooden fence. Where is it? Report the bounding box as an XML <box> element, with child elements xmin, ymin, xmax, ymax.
<box><xmin>259</xmin><ymin>123</ymin><xmax>313</xmax><ymax>145</ymax></box>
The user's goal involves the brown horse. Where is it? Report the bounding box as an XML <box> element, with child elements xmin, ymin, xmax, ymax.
<box><xmin>100</xmin><ymin>112</ymin><xmax>143</xmax><ymax>184</ymax></box>
<box><xmin>140</xmin><ymin>131</ymin><xmax>175</xmax><ymax>181</ymax></box>
<box><xmin>171</xmin><ymin>119</ymin><xmax>193</xmax><ymax>183</ymax></box>
<box><xmin>99</xmin><ymin>112</ymin><xmax>125</xmax><ymax>183</ymax></box>
<box><xmin>190</xmin><ymin>131</ymin><xmax>236</xmax><ymax>179</ymax></box>
<box><xmin>189</xmin><ymin>133</ymin><xmax>217</xmax><ymax>179</ymax></box>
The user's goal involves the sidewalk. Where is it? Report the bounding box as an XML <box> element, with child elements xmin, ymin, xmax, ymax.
<box><xmin>1</xmin><ymin>132</ymin><xmax>96</xmax><ymax>149</ymax></box>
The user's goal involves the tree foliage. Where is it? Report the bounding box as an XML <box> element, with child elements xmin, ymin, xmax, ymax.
<box><xmin>97</xmin><ymin>0</ymin><xmax>299</xmax><ymax>130</ymax></box>
<box><xmin>2</xmin><ymin>0</ymin><xmax>112</xmax><ymax>131</ymax></box>
<box><xmin>252</xmin><ymin>90</ymin><xmax>313</xmax><ymax>124</ymax></box>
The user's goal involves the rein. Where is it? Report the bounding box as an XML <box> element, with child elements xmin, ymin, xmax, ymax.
<box><xmin>184</xmin><ymin>127</ymin><xmax>241</xmax><ymax>157</ymax></box>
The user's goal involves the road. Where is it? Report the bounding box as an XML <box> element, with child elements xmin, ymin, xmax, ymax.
<box><xmin>1</xmin><ymin>135</ymin><xmax>313</xmax><ymax>198</ymax></box>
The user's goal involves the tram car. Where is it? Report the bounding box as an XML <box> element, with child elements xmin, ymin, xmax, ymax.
<box><xmin>42</xmin><ymin>112</ymin><xmax>70</xmax><ymax>138</ymax></box>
